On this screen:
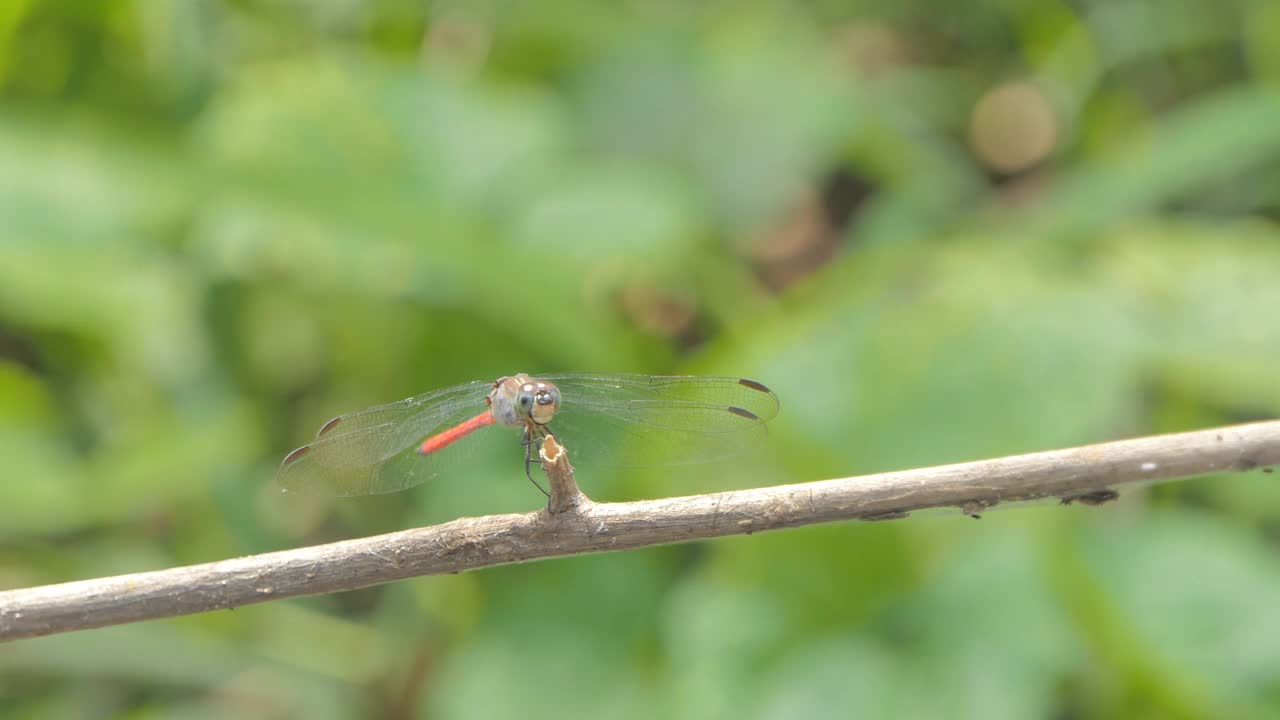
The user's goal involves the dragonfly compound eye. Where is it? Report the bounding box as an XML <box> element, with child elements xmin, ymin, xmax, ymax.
<box><xmin>516</xmin><ymin>387</ymin><xmax>535</xmax><ymax>413</ymax></box>
<box><xmin>530</xmin><ymin>384</ymin><xmax>561</xmax><ymax>425</ymax></box>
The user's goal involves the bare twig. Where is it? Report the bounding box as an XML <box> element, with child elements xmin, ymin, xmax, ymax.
<box><xmin>543</xmin><ymin>435</ymin><xmax>586</xmax><ymax>515</ymax></box>
<box><xmin>2</xmin><ymin>420</ymin><xmax>1278</xmax><ymax>642</ymax></box>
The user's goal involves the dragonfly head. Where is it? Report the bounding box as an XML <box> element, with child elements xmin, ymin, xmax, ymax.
<box><xmin>491</xmin><ymin>374</ymin><xmax>561</xmax><ymax>427</ymax></box>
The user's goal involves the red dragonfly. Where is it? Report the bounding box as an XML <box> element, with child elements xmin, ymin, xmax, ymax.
<box><xmin>278</xmin><ymin>373</ymin><xmax>779</xmax><ymax>497</ymax></box>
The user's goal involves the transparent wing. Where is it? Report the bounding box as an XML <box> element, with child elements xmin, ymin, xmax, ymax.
<box><xmin>303</xmin><ymin>381</ymin><xmax>491</xmax><ymax>440</ymax></box>
<box><xmin>539</xmin><ymin>373</ymin><xmax>779</xmax><ymax>468</ymax></box>
<box><xmin>277</xmin><ymin>381</ymin><xmax>494</xmax><ymax>497</ymax></box>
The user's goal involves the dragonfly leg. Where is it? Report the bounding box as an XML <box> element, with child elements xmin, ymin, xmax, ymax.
<box><xmin>521</xmin><ymin>426</ymin><xmax>551</xmax><ymax>499</ymax></box>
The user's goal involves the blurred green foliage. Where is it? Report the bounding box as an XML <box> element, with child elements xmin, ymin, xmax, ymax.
<box><xmin>2</xmin><ymin>1</ymin><xmax>1280</xmax><ymax>718</ymax></box>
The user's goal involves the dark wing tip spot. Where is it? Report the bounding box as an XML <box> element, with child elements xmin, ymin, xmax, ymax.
<box><xmin>727</xmin><ymin>406</ymin><xmax>760</xmax><ymax>421</ymax></box>
<box><xmin>318</xmin><ymin>416</ymin><xmax>344</xmax><ymax>436</ymax></box>
<box><xmin>282</xmin><ymin>445</ymin><xmax>311</xmax><ymax>465</ymax></box>
<box><xmin>737</xmin><ymin>378</ymin><xmax>771</xmax><ymax>394</ymax></box>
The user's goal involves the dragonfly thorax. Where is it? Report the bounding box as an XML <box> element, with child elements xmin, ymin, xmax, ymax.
<box><xmin>488</xmin><ymin>374</ymin><xmax>562</xmax><ymax>428</ymax></box>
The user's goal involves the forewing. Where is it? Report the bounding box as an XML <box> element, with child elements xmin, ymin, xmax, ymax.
<box><xmin>540</xmin><ymin>373</ymin><xmax>779</xmax><ymax>468</ymax></box>
<box><xmin>307</xmin><ymin>380</ymin><xmax>491</xmax><ymax>440</ymax></box>
<box><xmin>278</xmin><ymin>382</ymin><xmax>493</xmax><ymax>496</ymax></box>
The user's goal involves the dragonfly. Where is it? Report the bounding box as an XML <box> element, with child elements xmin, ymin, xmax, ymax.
<box><xmin>278</xmin><ymin>373</ymin><xmax>780</xmax><ymax>497</ymax></box>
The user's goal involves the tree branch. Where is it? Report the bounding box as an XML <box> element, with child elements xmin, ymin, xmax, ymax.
<box><xmin>3</xmin><ymin>421</ymin><xmax>1278</xmax><ymax>642</ymax></box>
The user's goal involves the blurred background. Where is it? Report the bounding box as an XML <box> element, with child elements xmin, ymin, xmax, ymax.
<box><xmin>2</xmin><ymin>1</ymin><xmax>1280</xmax><ymax>718</ymax></box>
